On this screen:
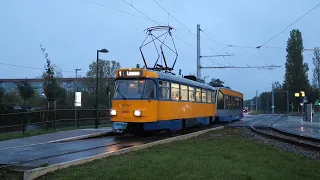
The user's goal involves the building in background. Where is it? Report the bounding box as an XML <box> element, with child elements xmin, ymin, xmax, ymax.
<box><xmin>0</xmin><ymin>78</ymin><xmax>81</xmax><ymax>95</ymax></box>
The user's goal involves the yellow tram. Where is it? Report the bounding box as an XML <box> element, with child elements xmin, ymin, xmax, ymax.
<box><xmin>110</xmin><ymin>68</ymin><xmax>218</xmax><ymax>133</ymax></box>
<box><xmin>110</xmin><ymin>68</ymin><xmax>243</xmax><ymax>133</ymax></box>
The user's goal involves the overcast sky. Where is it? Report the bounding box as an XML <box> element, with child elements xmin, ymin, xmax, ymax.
<box><xmin>1</xmin><ymin>0</ymin><xmax>320</xmax><ymax>99</ymax></box>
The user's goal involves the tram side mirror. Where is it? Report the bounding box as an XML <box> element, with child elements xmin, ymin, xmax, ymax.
<box><xmin>179</xmin><ymin>69</ymin><xmax>181</xmax><ymax>76</ymax></box>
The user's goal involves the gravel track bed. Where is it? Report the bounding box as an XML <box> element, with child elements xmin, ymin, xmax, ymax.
<box><xmin>259</xmin><ymin>129</ymin><xmax>320</xmax><ymax>147</ymax></box>
<box><xmin>237</xmin><ymin>127</ymin><xmax>320</xmax><ymax>161</ymax></box>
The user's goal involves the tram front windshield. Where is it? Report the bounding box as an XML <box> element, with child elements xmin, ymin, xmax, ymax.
<box><xmin>114</xmin><ymin>79</ymin><xmax>156</xmax><ymax>99</ymax></box>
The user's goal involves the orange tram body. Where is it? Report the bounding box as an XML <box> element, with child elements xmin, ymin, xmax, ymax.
<box><xmin>110</xmin><ymin>68</ymin><xmax>244</xmax><ymax>134</ymax></box>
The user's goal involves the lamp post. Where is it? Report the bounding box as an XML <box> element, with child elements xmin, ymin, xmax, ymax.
<box><xmin>74</xmin><ymin>68</ymin><xmax>81</xmax><ymax>128</ymax></box>
<box><xmin>75</xmin><ymin>68</ymin><xmax>82</xmax><ymax>91</ymax></box>
<box><xmin>95</xmin><ymin>48</ymin><xmax>108</xmax><ymax>129</ymax></box>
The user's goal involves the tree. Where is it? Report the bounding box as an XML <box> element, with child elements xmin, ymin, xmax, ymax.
<box><xmin>312</xmin><ymin>47</ymin><xmax>320</xmax><ymax>99</ymax></box>
<box><xmin>259</xmin><ymin>91</ymin><xmax>272</xmax><ymax>112</ymax></box>
<box><xmin>82</xmin><ymin>60</ymin><xmax>120</xmax><ymax>92</ymax></box>
<box><xmin>0</xmin><ymin>87</ymin><xmax>5</xmax><ymax>113</ymax></box>
<box><xmin>208</xmin><ymin>78</ymin><xmax>224</xmax><ymax>87</ymax></box>
<box><xmin>3</xmin><ymin>92</ymin><xmax>21</xmax><ymax>105</ymax></box>
<box><xmin>17</xmin><ymin>79</ymin><xmax>35</xmax><ymax>108</ymax></box>
<box><xmin>273</xmin><ymin>81</ymin><xmax>282</xmax><ymax>90</ymax></box>
<box><xmin>0</xmin><ymin>86</ymin><xmax>4</xmax><ymax>104</ymax></box>
<box><xmin>43</xmin><ymin>59</ymin><xmax>67</xmax><ymax>107</ymax></box>
<box><xmin>41</xmin><ymin>64</ymin><xmax>64</xmax><ymax>85</ymax></box>
<box><xmin>283</xmin><ymin>29</ymin><xmax>310</xmax><ymax>108</ymax></box>
<box><xmin>81</xmin><ymin>60</ymin><xmax>120</xmax><ymax>108</ymax></box>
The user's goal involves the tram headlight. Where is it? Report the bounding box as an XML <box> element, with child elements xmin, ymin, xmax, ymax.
<box><xmin>110</xmin><ymin>109</ymin><xmax>117</xmax><ymax>116</ymax></box>
<box><xmin>133</xmin><ymin>110</ymin><xmax>142</xmax><ymax>117</ymax></box>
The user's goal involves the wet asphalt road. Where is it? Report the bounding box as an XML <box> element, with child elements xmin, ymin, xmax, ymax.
<box><xmin>228</xmin><ymin>114</ymin><xmax>285</xmax><ymax>128</ymax></box>
<box><xmin>0</xmin><ymin>114</ymin><xmax>280</xmax><ymax>169</ymax></box>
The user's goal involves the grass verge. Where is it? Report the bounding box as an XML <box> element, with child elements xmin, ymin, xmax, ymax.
<box><xmin>288</xmin><ymin>112</ymin><xmax>303</xmax><ymax>116</ymax></box>
<box><xmin>0</xmin><ymin>124</ymin><xmax>111</xmax><ymax>141</ymax></box>
<box><xmin>248</xmin><ymin>110</ymin><xmax>265</xmax><ymax>115</ymax></box>
<box><xmin>28</xmin><ymin>127</ymin><xmax>320</xmax><ymax>180</ymax></box>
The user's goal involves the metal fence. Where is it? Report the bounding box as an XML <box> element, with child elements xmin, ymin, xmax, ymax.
<box><xmin>0</xmin><ymin>108</ymin><xmax>111</xmax><ymax>134</ymax></box>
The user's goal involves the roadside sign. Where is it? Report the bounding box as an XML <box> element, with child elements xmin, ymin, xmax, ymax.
<box><xmin>74</xmin><ymin>92</ymin><xmax>82</xmax><ymax>107</ymax></box>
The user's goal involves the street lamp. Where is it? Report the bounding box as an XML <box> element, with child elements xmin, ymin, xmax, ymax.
<box><xmin>75</xmin><ymin>68</ymin><xmax>82</xmax><ymax>91</ymax></box>
<box><xmin>302</xmin><ymin>48</ymin><xmax>313</xmax><ymax>52</ymax></box>
<box><xmin>95</xmin><ymin>48</ymin><xmax>109</xmax><ymax>129</ymax></box>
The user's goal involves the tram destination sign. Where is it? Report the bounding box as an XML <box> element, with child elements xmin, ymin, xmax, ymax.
<box><xmin>118</xmin><ymin>70</ymin><xmax>143</xmax><ymax>77</ymax></box>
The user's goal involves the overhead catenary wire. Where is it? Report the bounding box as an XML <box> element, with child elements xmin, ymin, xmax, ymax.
<box><xmin>123</xmin><ymin>0</ymin><xmax>224</xmax><ymax>68</ymax></box>
<box><xmin>83</xmin><ymin>0</ymin><xmax>289</xmax><ymax>53</ymax></box>
<box><xmin>152</xmin><ymin>0</ymin><xmax>194</xmax><ymax>36</ymax></box>
<box><xmin>258</xmin><ymin>49</ymin><xmax>269</xmax><ymax>65</ymax></box>
<box><xmin>84</xmin><ymin>0</ymin><xmax>273</xmax><ymax>90</ymax></box>
<box><xmin>257</xmin><ymin>1</ymin><xmax>320</xmax><ymax>48</ymax></box>
<box><xmin>0</xmin><ymin>62</ymin><xmax>75</xmax><ymax>73</ymax></box>
<box><xmin>122</xmin><ymin>0</ymin><xmax>160</xmax><ymax>25</ymax></box>
<box><xmin>152</xmin><ymin>0</ymin><xmax>231</xmax><ymax>70</ymax></box>
<box><xmin>83</xmin><ymin>0</ymin><xmax>148</xmax><ymax>21</ymax></box>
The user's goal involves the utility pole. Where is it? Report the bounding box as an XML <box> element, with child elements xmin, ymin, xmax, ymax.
<box><xmin>256</xmin><ymin>90</ymin><xmax>258</xmax><ymax>111</ymax></box>
<box><xmin>196</xmin><ymin>24</ymin><xmax>236</xmax><ymax>79</ymax></box>
<box><xmin>318</xmin><ymin>55</ymin><xmax>320</xmax><ymax>101</ymax></box>
<box><xmin>267</xmin><ymin>95</ymin><xmax>269</xmax><ymax>113</ymax></box>
<box><xmin>272</xmin><ymin>84</ymin><xmax>275</xmax><ymax>115</ymax></box>
<box><xmin>75</xmin><ymin>68</ymin><xmax>82</xmax><ymax>91</ymax></box>
<box><xmin>287</xmin><ymin>90</ymin><xmax>289</xmax><ymax>114</ymax></box>
<box><xmin>74</xmin><ymin>68</ymin><xmax>81</xmax><ymax>128</ymax></box>
<box><xmin>197</xmin><ymin>24</ymin><xmax>201</xmax><ymax>78</ymax></box>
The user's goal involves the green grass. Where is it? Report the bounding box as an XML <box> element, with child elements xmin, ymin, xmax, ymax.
<box><xmin>0</xmin><ymin>124</ymin><xmax>111</xmax><ymax>141</ymax></box>
<box><xmin>0</xmin><ymin>168</ymin><xmax>23</xmax><ymax>180</ymax></box>
<box><xmin>34</xmin><ymin>128</ymin><xmax>320</xmax><ymax>180</ymax></box>
<box><xmin>248</xmin><ymin>110</ymin><xmax>265</xmax><ymax>115</ymax></box>
<box><xmin>288</xmin><ymin>112</ymin><xmax>303</xmax><ymax>116</ymax></box>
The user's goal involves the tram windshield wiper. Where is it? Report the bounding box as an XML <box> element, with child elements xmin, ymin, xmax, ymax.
<box><xmin>115</xmin><ymin>85</ymin><xmax>126</xmax><ymax>100</ymax></box>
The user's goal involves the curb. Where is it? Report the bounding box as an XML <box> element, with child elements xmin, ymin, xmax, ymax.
<box><xmin>23</xmin><ymin>126</ymin><xmax>224</xmax><ymax>180</ymax></box>
<box><xmin>272</xmin><ymin>125</ymin><xmax>320</xmax><ymax>141</ymax></box>
<box><xmin>47</xmin><ymin>131</ymin><xmax>113</xmax><ymax>143</ymax></box>
<box><xmin>0</xmin><ymin>131</ymin><xmax>113</xmax><ymax>151</ymax></box>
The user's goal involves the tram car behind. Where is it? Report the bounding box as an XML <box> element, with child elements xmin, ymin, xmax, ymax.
<box><xmin>110</xmin><ymin>68</ymin><xmax>218</xmax><ymax>134</ymax></box>
<box><xmin>215</xmin><ymin>87</ymin><xmax>244</xmax><ymax>122</ymax></box>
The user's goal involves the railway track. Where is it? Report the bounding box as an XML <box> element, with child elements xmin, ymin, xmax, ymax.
<box><xmin>250</xmin><ymin>126</ymin><xmax>320</xmax><ymax>151</ymax></box>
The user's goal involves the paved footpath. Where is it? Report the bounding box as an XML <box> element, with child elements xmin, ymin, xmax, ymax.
<box><xmin>0</xmin><ymin>127</ymin><xmax>112</xmax><ymax>150</ymax></box>
<box><xmin>229</xmin><ymin>114</ymin><xmax>284</xmax><ymax>128</ymax></box>
<box><xmin>272</xmin><ymin>116</ymin><xmax>320</xmax><ymax>140</ymax></box>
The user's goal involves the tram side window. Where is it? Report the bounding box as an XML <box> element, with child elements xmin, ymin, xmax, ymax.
<box><xmin>159</xmin><ymin>81</ymin><xmax>170</xmax><ymax>99</ymax></box>
<box><xmin>235</xmin><ymin>98</ymin><xmax>240</xmax><ymax>109</ymax></box>
<box><xmin>207</xmin><ymin>91</ymin><xmax>212</xmax><ymax>103</ymax></box>
<box><xmin>144</xmin><ymin>80</ymin><xmax>156</xmax><ymax>99</ymax></box>
<box><xmin>171</xmin><ymin>83</ymin><xmax>180</xmax><ymax>101</ymax></box>
<box><xmin>212</xmin><ymin>90</ymin><xmax>217</xmax><ymax>103</ymax></box>
<box><xmin>181</xmin><ymin>85</ymin><xmax>188</xmax><ymax>101</ymax></box>
<box><xmin>189</xmin><ymin>87</ymin><xmax>195</xmax><ymax>101</ymax></box>
<box><xmin>202</xmin><ymin>89</ymin><xmax>207</xmax><ymax>103</ymax></box>
<box><xmin>226</xmin><ymin>96</ymin><xmax>230</xmax><ymax>109</ymax></box>
<box><xmin>196</xmin><ymin>88</ymin><xmax>201</xmax><ymax>102</ymax></box>
<box><xmin>234</xmin><ymin>98</ymin><xmax>238</xmax><ymax>109</ymax></box>
<box><xmin>217</xmin><ymin>91</ymin><xmax>224</xmax><ymax>109</ymax></box>
<box><xmin>231</xmin><ymin>97</ymin><xmax>235</xmax><ymax>109</ymax></box>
